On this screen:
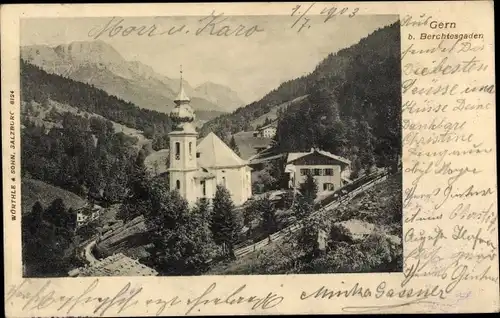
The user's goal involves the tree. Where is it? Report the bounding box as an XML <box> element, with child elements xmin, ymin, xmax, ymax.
<box><xmin>253</xmin><ymin>168</ymin><xmax>277</xmax><ymax>194</ymax></box>
<box><xmin>44</xmin><ymin>198</ymin><xmax>73</xmax><ymax>231</ymax></box>
<box><xmin>297</xmin><ymin>215</ymin><xmax>330</xmax><ymax>262</ymax></box>
<box><xmin>358</xmin><ymin>120</ymin><xmax>375</xmax><ymax>171</ymax></box>
<box><xmin>246</xmin><ymin>195</ymin><xmax>278</xmax><ymax>240</ymax></box>
<box><xmin>22</xmin><ymin>201</ymin><xmax>76</xmax><ymax>277</ymax></box>
<box><xmin>145</xmin><ymin>180</ymin><xmax>215</xmax><ymax>275</ymax></box>
<box><xmin>229</xmin><ymin>136</ymin><xmax>240</xmax><ymax>156</ymax></box>
<box><xmin>299</xmin><ymin>173</ymin><xmax>318</xmax><ymax>205</ymax></box>
<box><xmin>350</xmin><ymin>157</ymin><xmax>362</xmax><ymax>179</ymax></box>
<box><xmin>118</xmin><ymin>150</ymin><xmax>151</xmax><ymax>222</ymax></box>
<box><xmin>243</xmin><ymin>201</ymin><xmax>260</xmax><ymax>227</ymax></box>
<box><xmin>293</xmin><ymin>194</ymin><xmax>314</xmax><ymax>221</ymax></box>
<box><xmin>23</xmin><ymin>201</ymin><xmax>44</xmax><ymax>241</ymax></box>
<box><xmin>258</xmin><ymin>195</ymin><xmax>278</xmax><ymax>239</ymax></box>
<box><xmin>210</xmin><ymin>185</ymin><xmax>239</xmax><ymax>259</ymax></box>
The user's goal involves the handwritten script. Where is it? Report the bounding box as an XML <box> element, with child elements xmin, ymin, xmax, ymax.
<box><xmin>395</xmin><ymin>10</ymin><xmax>498</xmax><ymax>313</ymax></box>
<box><xmin>6</xmin><ymin>279</ymin><xmax>284</xmax><ymax>316</ymax></box>
<box><xmin>3</xmin><ymin>2</ymin><xmax>498</xmax><ymax>316</ymax></box>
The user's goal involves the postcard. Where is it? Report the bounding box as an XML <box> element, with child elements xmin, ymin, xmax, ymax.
<box><xmin>1</xmin><ymin>1</ymin><xmax>498</xmax><ymax>316</ymax></box>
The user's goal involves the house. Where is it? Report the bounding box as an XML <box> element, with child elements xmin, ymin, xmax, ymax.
<box><xmin>285</xmin><ymin>148</ymin><xmax>351</xmax><ymax>192</ymax></box>
<box><xmin>256</xmin><ymin>121</ymin><xmax>277</xmax><ymax>138</ymax></box>
<box><xmin>164</xmin><ymin>69</ymin><xmax>252</xmax><ymax>207</ymax></box>
<box><xmin>230</xmin><ymin>131</ymin><xmax>273</xmax><ymax>160</ymax></box>
<box><xmin>76</xmin><ymin>203</ymin><xmax>103</xmax><ymax>227</ymax></box>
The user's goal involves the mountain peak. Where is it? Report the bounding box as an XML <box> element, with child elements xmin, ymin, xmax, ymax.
<box><xmin>53</xmin><ymin>40</ymin><xmax>125</xmax><ymax>65</ymax></box>
<box><xmin>194</xmin><ymin>82</ymin><xmax>244</xmax><ymax>111</ymax></box>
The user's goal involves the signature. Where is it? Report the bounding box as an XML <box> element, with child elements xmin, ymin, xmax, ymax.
<box><xmin>88</xmin><ymin>13</ymin><xmax>264</xmax><ymax>40</ymax></box>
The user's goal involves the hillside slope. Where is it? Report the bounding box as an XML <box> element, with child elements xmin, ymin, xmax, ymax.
<box><xmin>201</xmin><ymin>22</ymin><xmax>401</xmax><ymax>170</ymax></box>
<box><xmin>250</xmin><ymin>95</ymin><xmax>308</xmax><ymax>128</ymax></box>
<box><xmin>21</xmin><ymin>59</ymin><xmax>173</xmax><ymax>134</ymax></box>
<box><xmin>22</xmin><ymin>178</ymin><xmax>86</xmax><ymax>215</ymax></box>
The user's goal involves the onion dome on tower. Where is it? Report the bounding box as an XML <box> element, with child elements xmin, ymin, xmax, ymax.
<box><xmin>170</xmin><ymin>65</ymin><xmax>196</xmax><ymax>133</ymax></box>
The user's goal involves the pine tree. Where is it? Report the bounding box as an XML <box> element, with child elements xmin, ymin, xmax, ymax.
<box><xmin>44</xmin><ymin>198</ymin><xmax>67</xmax><ymax>228</ymax></box>
<box><xmin>210</xmin><ymin>185</ymin><xmax>238</xmax><ymax>259</ymax></box>
<box><xmin>258</xmin><ymin>195</ymin><xmax>278</xmax><ymax>239</ymax></box>
<box><xmin>299</xmin><ymin>173</ymin><xmax>318</xmax><ymax>205</ymax></box>
<box><xmin>358</xmin><ymin>120</ymin><xmax>375</xmax><ymax>171</ymax></box>
<box><xmin>118</xmin><ymin>150</ymin><xmax>151</xmax><ymax>221</ymax></box>
<box><xmin>229</xmin><ymin>136</ymin><xmax>240</xmax><ymax>156</ymax></box>
<box><xmin>145</xmin><ymin>181</ymin><xmax>215</xmax><ymax>275</ymax></box>
<box><xmin>24</xmin><ymin>201</ymin><xmax>44</xmax><ymax>237</ymax></box>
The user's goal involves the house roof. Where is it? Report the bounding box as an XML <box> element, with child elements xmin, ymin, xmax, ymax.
<box><xmin>257</xmin><ymin>121</ymin><xmax>278</xmax><ymax>131</ymax></box>
<box><xmin>70</xmin><ymin>253</ymin><xmax>158</xmax><ymax>277</ymax></box>
<box><xmin>286</xmin><ymin>148</ymin><xmax>351</xmax><ymax>166</ymax></box>
<box><xmin>249</xmin><ymin>153</ymin><xmax>285</xmax><ymax>165</ymax></box>
<box><xmin>197</xmin><ymin>132</ymin><xmax>247</xmax><ymax>168</ymax></box>
<box><xmin>233</xmin><ymin>131</ymin><xmax>274</xmax><ymax>160</ymax></box>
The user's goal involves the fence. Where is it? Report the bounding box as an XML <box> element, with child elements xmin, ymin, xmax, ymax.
<box><xmin>234</xmin><ymin>171</ymin><xmax>390</xmax><ymax>258</ymax></box>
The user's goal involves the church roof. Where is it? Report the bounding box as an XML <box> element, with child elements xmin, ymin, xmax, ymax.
<box><xmin>197</xmin><ymin>132</ymin><xmax>247</xmax><ymax>168</ymax></box>
<box><xmin>287</xmin><ymin>148</ymin><xmax>350</xmax><ymax>165</ymax></box>
<box><xmin>194</xmin><ymin>169</ymin><xmax>216</xmax><ymax>180</ymax></box>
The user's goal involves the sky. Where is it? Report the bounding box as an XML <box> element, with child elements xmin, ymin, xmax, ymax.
<box><xmin>21</xmin><ymin>15</ymin><xmax>398</xmax><ymax>103</ymax></box>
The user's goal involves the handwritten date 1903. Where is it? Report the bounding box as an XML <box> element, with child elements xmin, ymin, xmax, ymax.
<box><xmin>290</xmin><ymin>3</ymin><xmax>359</xmax><ymax>33</ymax></box>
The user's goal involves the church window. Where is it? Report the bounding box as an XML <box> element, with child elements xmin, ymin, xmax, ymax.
<box><xmin>222</xmin><ymin>176</ymin><xmax>226</xmax><ymax>187</ymax></box>
<box><xmin>300</xmin><ymin>169</ymin><xmax>308</xmax><ymax>176</ymax></box>
<box><xmin>313</xmin><ymin>168</ymin><xmax>321</xmax><ymax>176</ymax></box>
<box><xmin>175</xmin><ymin>142</ymin><xmax>180</xmax><ymax>160</ymax></box>
<box><xmin>324</xmin><ymin>168</ymin><xmax>333</xmax><ymax>176</ymax></box>
<box><xmin>201</xmin><ymin>180</ymin><xmax>206</xmax><ymax>196</ymax></box>
<box><xmin>176</xmin><ymin>180</ymin><xmax>181</xmax><ymax>190</ymax></box>
<box><xmin>196</xmin><ymin>152</ymin><xmax>200</xmax><ymax>158</ymax></box>
<box><xmin>189</xmin><ymin>142</ymin><xmax>193</xmax><ymax>159</ymax></box>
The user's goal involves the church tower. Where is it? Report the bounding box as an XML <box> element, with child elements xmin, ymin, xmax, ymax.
<box><xmin>168</xmin><ymin>66</ymin><xmax>198</xmax><ymax>204</ymax></box>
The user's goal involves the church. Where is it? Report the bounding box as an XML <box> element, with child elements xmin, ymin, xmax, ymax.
<box><xmin>163</xmin><ymin>72</ymin><xmax>252</xmax><ymax>206</ymax></box>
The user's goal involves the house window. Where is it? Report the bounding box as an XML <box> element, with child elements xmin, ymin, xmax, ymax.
<box><xmin>196</xmin><ymin>152</ymin><xmax>200</xmax><ymax>158</ymax></box>
<box><xmin>176</xmin><ymin>180</ymin><xmax>181</xmax><ymax>190</ymax></box>
<box><xmin>324</xmin><ymin>168</ymin><xmax>333</xmax><ymax>176</ymax></box>
<box><xmin>201</xmin><ymin>180</ymin><xmax>206</xmax><ymax>196</ymax></box>
<box><xmin>323</xmin><ymin>183</ymin><xmax>335</xmax><ymax>191</ymax></box>
<box><xmin>189</xmin><ymin>142</ymin><xmax>193</xmax><ymax>159</ymax></box>
<box><xmin>300</xmin><ymin>169</ymin><xmax>308</xmax><ymax>176</ymax></box>
<box><xmin>175</xmin><ymin>142</ymin><xmax>180</xmax><ymax>160</ymax></box>
<box><xmin>222</xmin><ymin>176</ymin><xmax>226</xmax><ymax>187</ymax></box>
<box><xmin>313</xmin><ymin>168</ymin><xmax>321</xmax><ymax>176</ymax></box>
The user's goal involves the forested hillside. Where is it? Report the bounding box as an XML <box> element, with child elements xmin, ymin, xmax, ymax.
<box><xmin>21</xmin><ymin>59</ymin><xmax>174</xmax><ymax>134</ymax></box>
<box><xmin>200</xmin><ymin>22</ymin><xmax>401</xmax><ymax>170</ymax></box>
<box><xmin>21</xmin><ymin>114</ymin><xmax>140</xmax><ymax>204</ymax></box>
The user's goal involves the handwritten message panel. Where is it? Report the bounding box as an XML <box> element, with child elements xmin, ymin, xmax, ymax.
<box><xmin>2</xmin><ymin>2</ymin><xmax>497</xmax><ymax>316</ymax></box>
